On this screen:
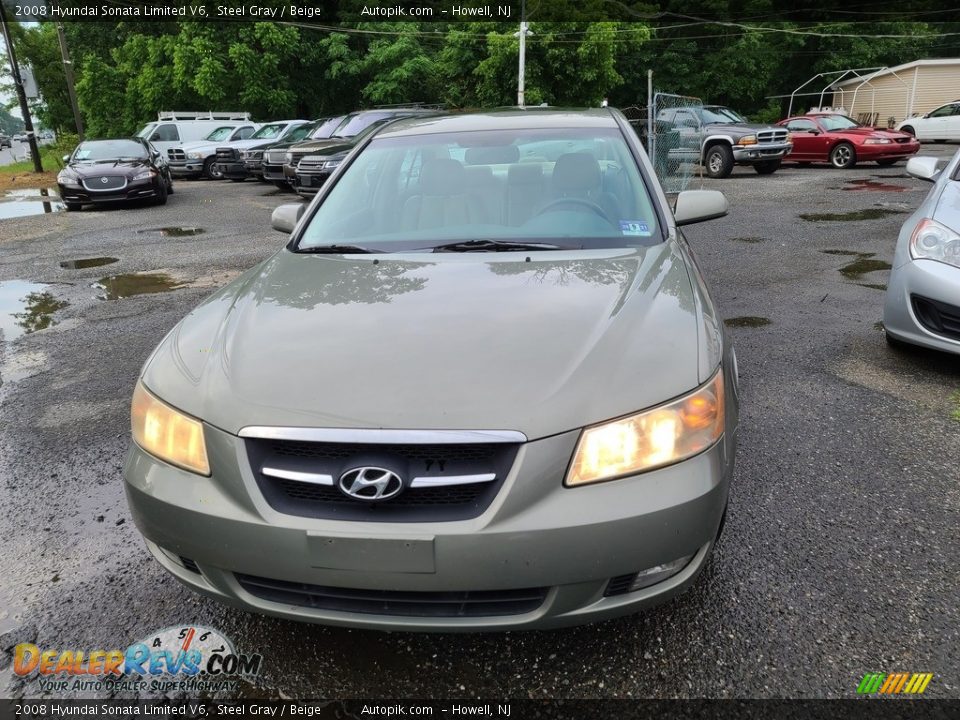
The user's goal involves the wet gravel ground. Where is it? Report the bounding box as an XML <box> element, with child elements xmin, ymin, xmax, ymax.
<box><xmin>0</xmin><ymin>147</ymin><xmax>958</xmax><ymax>700</ymax></box>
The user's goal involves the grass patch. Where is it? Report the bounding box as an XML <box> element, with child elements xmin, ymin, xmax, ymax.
<box><xmin>0</xmin><ymin>147</ymin><xmax>63</xmax><ymax>175</ymax></box>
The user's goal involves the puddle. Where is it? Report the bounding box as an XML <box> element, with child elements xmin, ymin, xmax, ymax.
<box><xmin>822</xmin><ymin>249</ymin><xmax>861</xmax><ymax>256</ymax></box>
<box><xmin>60</xmin><ymin>257</ymin><xmax>119</xmax><ymax>270</ymax></box>
<box><xmin>93</xmin><ymin>272</ymin><xmax>184</xmax><ymax>300</ymax></box>
<box><xmin>872</xmin><ymin>173</ymin><xmax>911</xmax><ymax>179</ymax></box>
<box><xmin>799</xmin><ymin>208</ymin><xmax>906</xmax><ymax>222</ymax></box>
<box><xmin>843</xmin><ymin>179</ymin><xmax>909</xmax><ymax>192</ymax></box>
<box><xmin>729</xmin><ymin>236</ymin><xmax>767</xmax><ymax>243</ymax></box>
<box><xmin>858</xmin><ymin>282</ymin><xmax>887</xmax><ymax>291</ymax></box>
<box><xmin>839</xmin><ymin>255</ymin><xmax>892</xmax><ymax>280</ymax></box>
<box><xmin>137</xmin><ymin>227</ymin><xmax>205</xmax><ymax>237</ymax></box>
<box><xmin>0</xmin><ymin>281</ymin><xmax>69</xmax><ymax>341</ymax></box>
<box><xmin>724</xmin><ymin>316</ymin><xmax>771</xmax><ymax>328</ymax></box>
<box><xmin>0</xmin><ymin>188</ymin><xmax>64</xmax><ymax>219</ymax></box>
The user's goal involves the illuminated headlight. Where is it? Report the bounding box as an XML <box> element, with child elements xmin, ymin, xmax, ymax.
<box><xmin>566</xmin><ymin>370</ymin><xmax>725</xmax><ymax>486</ymax></box>
<box><xmin>132</xmin><ymin>169</ymin><xmax>156</xmax><ymax>181</ymax></box>
<box><xmin>322</xmin><ymin>159</ymin><xmax>342</xmax><ymax>169</ymax></box>
<box><xmin>131</xmin><ymin>382</ymin><xmax>210</xmax><ymax>476</ymax></box>
<box><xmin>737</xmin><ymin>135</ymin><xmax>757</xmax><ymax>146</ymax></box>
<box><xmin>284</xmin><ymin>152</ymin><xmax>293</xmax><ymax>163</ymax></box>
<box><xmin>910</xmin><ymin>218</ymin><xmax>960</xmax><ymax>269</ymax></box>
<box><xmin>57</xmin><ymin>169</ymin><xmax>79</xmax><ymax>183</ymax></box>
<box><xmin>863</xmin><ymin>138</ymin><xmax>892</xmax><ymax>145</ymax></box>
<box><xmin>186</xmin><ymin>151</ymin><xmax>205</xmax><ymax>159</ymax></box>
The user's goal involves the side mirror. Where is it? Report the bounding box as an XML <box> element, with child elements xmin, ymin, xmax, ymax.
<box><xmin>906</xmin><ymin>156</ymin><xmax>940</xmax><ymax>183</ymax></box>
<box><xmin>674</xmin><ymin>190</ymin><xmax>729</xmax><ymax>226</ymax></box>
<box><xmin>271</xmin><ymin>203</ymin><xmax>305</xmax><ymax>233</ymax></box>
<box><xmin>62</xmin><ymin>154</ymin><xmax>70</xmax><ymax>163</ymax></box>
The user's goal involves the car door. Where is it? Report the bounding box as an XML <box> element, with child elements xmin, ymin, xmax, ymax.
<box><xmin>784</xmin><ymin>118</ymin><xmax>823</xmax><ymax>160</ymax></box>
<box><xmin>922</xmin><ymin>104</ymin><xmax>956</xmax><ymax>140</ymax></box>
<box><xmin>147</xmin><ymin>123</ymin><xmax>181</xmax><ymax>154</ymax></box>
<box><xmin>944</xmin><ymin>104</ymin><xmax>960</xmax><ymax>141</ymax></box>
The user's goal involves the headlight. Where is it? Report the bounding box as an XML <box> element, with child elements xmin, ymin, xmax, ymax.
<box><xmin>247</xmin><ymin>151</ymin><xmax>262</xmax><ymax>160</ymax></box>
<box><xmin>737</xmin><ymin>135</ymin><xmax>757</xmax><ymax>146</ymax></box>
<box><xmin>132</xmin><ymin>169</ymin><xmax>156</xmax><ymax>181</ymax></box>
<box><xmin>322</xmin><ymin>159</ymin><xmax>342</xmax><ymax>169</ymax></box>
<box><xmin>566</xmin><ymin>370</ymin><xmax>725</xmax><ymax>486</ymax></box>
<box><xmin>131</xmin><ymin>382</ymin><xmax>210</xmax><ymax>476</ymax></box>
<box><xmin>284</xmin><ymin>152</ymin><xmax>293</xmax><ymax>163</ymax></box>
<box><xmin>57</xmin><ymin>169</ymin><xmax>79</xmax><ymax>183</ymax></box>
<box><xmin>863</xmin><ymin>138</ymin><xmax>892</xmax><ymax>145</ymax></box>
<box><xmin>910</xmin><ymin>218</ymin><xmax>960</xmax><ymax>269</ymax></box>
<box><xmin>187</xmin><ymin>151</ymin><xmax>204</xmax><ymax>159</ymax></box>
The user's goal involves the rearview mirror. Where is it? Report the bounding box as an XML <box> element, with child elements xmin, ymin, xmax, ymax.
<box><xmin>906</xmin><ymin>156</ymin><xmax>940</xmax><ymax>183</ymax></box>
<box><xmin>271</xmin><ymin>203</ymin><xmax>305</xmax><ymax>233</ymax></box>
<box><xmin>674</xmin><ymin>190</ymin><xmax>729</xmax><ymax>226</ymax></box>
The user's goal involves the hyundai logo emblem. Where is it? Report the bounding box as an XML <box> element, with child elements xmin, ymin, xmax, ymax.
<box><xmin>338</xmin><ymin>467</ymin><xmax>404</xmax><ymax>502</ymax></box>
<box><xmin>100</xmin><ymin>177</ymin><xmax>109</xmax><ymax>184</ymax></box>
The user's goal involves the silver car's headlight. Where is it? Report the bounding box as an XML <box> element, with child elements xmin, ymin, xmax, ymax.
<box><xmin>910</xmin><ymin>218</ymin><xmax>960</xmax><ymax>269</ymax></box>
<box><xmin>131</xmin><ymin>382</ymin><xmax>210</xmax><ymax>476</ymax></box>
<box><xmin>187</xmin><ymin>151</ymin><xmax>204</xmax><ymax>159</ymax></box>
<box><xmin>566</xmin><ymin>370</ymin><xmax>725</xmax><ymax>487</ymax></box>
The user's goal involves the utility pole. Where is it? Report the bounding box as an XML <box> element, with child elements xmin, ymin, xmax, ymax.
<box><xmin>56</xmin><ymin>23</ymin><xmax>84</xmax><ymax>140</ymax></box>
<box><xmin>0</xmin><ymin>4</ymin><xmax>43</xmax><ymax>172</ymax></box>
<box><xmin>515</xmin><ymin>0</ymin><xmax>530</xmax><ymax>107</ymax></box>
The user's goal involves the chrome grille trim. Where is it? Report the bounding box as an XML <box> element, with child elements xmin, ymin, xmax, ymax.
<box><xmin>410</xmin><ymin>474</ymin><xmax>497</xmax><ymax>488</ymax></box>
<box><xmin>239</xmin><ymin>427</ymin><xmax>527</xmax><ymax>444</ymax></box>
<box><xmin>261</xmin><ymin>466</ymin><xmax>334</xmax><ymax>485</ymax></box>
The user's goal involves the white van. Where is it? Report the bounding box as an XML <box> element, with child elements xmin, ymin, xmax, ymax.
<box><xmin>135</xmin><ymin>111</ymin><xmax>255</xmax><ymax>154</ymax></box>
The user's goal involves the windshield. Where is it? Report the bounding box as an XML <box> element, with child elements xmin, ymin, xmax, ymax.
<box><xmin>333</xmin><ymin>112</ymin><xmax>397</xmax><ymax>138</ymax></box>
<box><xmin>701</xmin><ymin>107</ymin><xmax>746</xmax><ymax>123</ymax></box>
<box><xmin>251</xmin><ymin>123</ymin><xmax>288</xmax><ymax>140</ymax></box>
<box><xmin>819</xmin><ymin>115</ymin><xmax>861</xmax><ymax>131</ymax></box>
<box><xmin>73</xmin><ymin>140</ymin><xmax>147</xmax><ymax>162</ymax></box>
<box><xmin>136</xmin><ymin>123</ymin><xmax>156</xmax><ymax>139</ymax></box>
<box><xmin>297</xmin><ymin>127</ymin><xmax>660</xmax><ymax>253</ymax></box>
<box><xmin>204</xmin><ymin>126</ymin><xmax>236</xmax><ymax>141</ymax></box>
<box><xmin>311</xmin><ymin>116</ymin><xmax>346</xmax><ymax>140</ymax></box>
<box><xmin>286</xmin><ymin>123</ymin><xmax>318</xmax><ymax>143</ymax></box>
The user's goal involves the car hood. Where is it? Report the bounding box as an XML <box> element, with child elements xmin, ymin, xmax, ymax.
<box><xmin>705</xmin><ymin>122</ymin><xmax>778</xmax><ymax>134</ymax></box>
<box><xmin>178</xmin><ymin>140</ymin><xmax>243</xmax><ymax>153</ymax></box>
<box><xmin>142</xmin><ymin>244</ymin><xmax>703</xmax><ymax>440</ymax></box>
<box><xmin>829</xmin><ymin>127</ymin><xmax>911</xmax><ymax>140</ymax></box>
<box><xmin>288</xmin><ymin>137</ymin><xmax>356</xmax><ymax>154</ymax></box>
<box><xmin>68</xmin><ymin>159</ymin><xmax>149</xmax><ymax>176</ymax></box>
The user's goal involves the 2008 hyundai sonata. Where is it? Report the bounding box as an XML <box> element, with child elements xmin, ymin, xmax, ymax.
<box><xmin>124</xmin><ymin>109</ymin><xmax>739</xmax><ymax>630</ymax></box>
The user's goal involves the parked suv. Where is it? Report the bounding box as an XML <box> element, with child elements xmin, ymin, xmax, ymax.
<box><xmin>283</xmin><ymin>109</ymin><xmax>437</xmax><ymax>188</ymax></box>
<box><xmin>293</xmin><ymin>119</ymin><xmax>397</xmax><ymax>196</ymax></box>
<box><xmin>215</xmin><ymin>120</ymin><xmax>311</xmax><ymax>182</ymax></box>
<box><xmin>136</xmin><ymin>111</ymin><xmax>253</xmax><ymax>155</ymax></box>
<box><xmin>167</xmin><ymin>124</ymin><xmax>259</xmax><ymax>179</ymax></box>
<box><xmin>261</xmin><ymin>116</ymin><xmax>345</xmax><ymax>189</ymax></box>
<box><xmin>656</xmin><ymin>105</ymin><xmax>792</xmax><ymax>178</ymax></box>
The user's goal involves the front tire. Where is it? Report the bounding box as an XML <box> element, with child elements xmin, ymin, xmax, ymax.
<box><xmin>203</xmin><ymin>157</ymin><xmax>223</xmax><ymax>180</ymax></box>
<box><xmin>704</xmin><ymin>144</ymin><xmax>734</xmax><ymax>179</ymax></box>
<box><xmin>900</xmin><ymin>125</ymin><xmax>915</xmax><ymax>137</ymax></box>
<box><xmin>829</xmin><ymin>142</ymin><xmax>856</xmax><ymax>169</ymax></box>
<box><xmin>152</xmin><ymin>180</ymin><xmax>168</xmax><ymax>206</ymax></box>
<box><xmin>64</xmin><ymin>202</ymin><xmax>81</xmax><ymax>211</ymax></box>
<box><xmin>754</xmin><ymin>159</ymin><xmax>781</xmax><ymax>175</ymax></box>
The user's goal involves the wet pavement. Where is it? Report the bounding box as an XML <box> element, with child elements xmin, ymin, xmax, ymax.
<box><xmin>0</xmin><ymin>188</ymin><xmax>65</xmax><ymax>219</ymax></box>
<box><xmin>0</xmin><ymin>147</ymin><xmax>958</xmax><ymax>700</ymax></box>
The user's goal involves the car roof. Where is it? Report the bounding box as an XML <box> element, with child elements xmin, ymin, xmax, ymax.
<box><xmin>376</xmin><ymin>108</ymin><xmax>619</xmax><ymax>138</ymax></box>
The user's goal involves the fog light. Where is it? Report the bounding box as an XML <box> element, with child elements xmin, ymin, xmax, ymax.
<box><xmin>605</xmin><ymin>554</ymin><xmax>694</xmax><ymax>596</ymax></box>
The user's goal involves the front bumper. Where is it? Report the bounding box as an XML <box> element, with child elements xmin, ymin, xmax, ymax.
<box><xmin>262</xmin><ymin>164</ymin><xmax>287</xmax><ymax>182</ymax></box>
<box><xmin>58</xmin><ymin>178</ymin><xmax>162</xmax><ymax>204</ymax></box>
<box><xmin>732</xmin><ymin>142</ymin><xmax>792</xmax><ymax>163</ymax></box>
<box><xmin>218</xmin><ymin>161</ymin><xmax>249</xmax><ymax>180</ymax></box>
<box><xmin>294</xmin><ymin>170</ymin><xmax>332</xmax><ymax>195</ymax></box>
<box><xmin>856</xmin><ymin>141</ymin><xmax>920</xmax><ymax>161</ymax></box>
<box><xmin>125</xmin><ymin>420</ymin><xmax>736</xmax><ymax>631</ymax></box>
<box><xmin>169</xmin><ymin>160</ymin><xmax>205</xmax><ymax>177</ymax></box>
<box><xmin>884</xmin><ymin>257</ymin><xmax>960</xmax><ymax>355</ymax></box>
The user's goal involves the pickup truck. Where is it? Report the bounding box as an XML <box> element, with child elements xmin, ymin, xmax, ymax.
<box><xmin>656</xmin><ymin>105</ymin><xmax>792</xmax><ymax>178</ymax></box>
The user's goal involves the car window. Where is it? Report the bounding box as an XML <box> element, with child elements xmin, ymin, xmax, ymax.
<box><xmin>151</xmin><ymin>124</ymin><xmax>179</xmax><ymax>142</ymax></box>
<box><xmin>286</xmin><ymin>123</ymin><xmax>317</xmax><ymax>143</ymax></box>
<box><xmin>250</xmin><ymin>123</ymin><xmax>287</xmax><ymax>140</ymax></box>
<box><xmin>297</xmin><ymin>127</ymin><xmax>661</xmax><ymax>253</ymax></box>
<box><xmin>928</xmin><ymin>104</ymin><xmax>958</xmax><ymax>118</ymax></box>
<box><xmin>205</xmin><ymin>126</ymin><xmax>236</xmax><ymax>142</ymax></box>
<box><xmin>786</xmin><ymin>119</ymin><xmax>819</xmax><ymax>132</ymax></box>
<box><xmin>136</xmin><ymin>123</ymin><xmax>156</xmax><ymax>139</ymax></box>
<box><xmin>333</xmin><ymin>112</ymin><xmax>399</xmax><ymax>138</ymax></box>
<box><xmin>235</xmin><ymin>126</ymin><xmax>255</xmax><ymax>140</ymax></box>
<box><xmin>311</xmin><ymin>116</ymin><xmax>346</xmax><ymax>139</ymax></box>
<box><xmin>73</xmin><ymin>139</ymin><xmax>148</xmax><ymax>161</ymax></box>
<box><xmin>699</xmin><ymin>107</ymin><xmax>741</xmax><ymax>124</ymax></box>
<box><xmin>818</xmin><ymin>115</ymin><xmax>860</xmax><ymax>131</ymax></box>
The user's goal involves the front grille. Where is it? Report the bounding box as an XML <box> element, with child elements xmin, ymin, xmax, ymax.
<box><xmin>245</xmin><ymin>438</ymin><xmax>519</xmax><ymax>522</ymax></box>
<box><xmin>82</xmin><ymin>175</ymin><xmax>127</xmax><ymax>191</ymax></box>
<box><xmin>757</xmin><ymin>129</ymin><xmax>789</xmax><ymax>144</ymax></box>
<box><xmin>912</xmin><ymin>295</ymin><xmax>960</xmax><ymax>341</ymax></box>
<box><xmin>179</xmin><ymin>557</ymin><xmax>201</xmax><ymax>574</ymax></box>
<box><xmin>287</xmin><ymin>150</ymin><xmax>310</xmax><ymax>166</ymax></box>
<box><xmin>297</xmin><ymin>156</ymin><xmax>326</xmax><ymax>170</ymax></box>
<box><xmin>216</xmin><ymin>147</ymin><xmax>238</xmax><ymax>162</ymax></box>
<box><xmin>265</xmin><ymin>150</ymin><xmax>286</xmax><ymax>164</ymax></box>
<box><xmin>236</xmin><ymin>574</ymin><xmax>547</xmax><ymax>617</ymax></box>
<box><xmin>167</xmin><ymin>148</ymin><xmax>186</xmax><ymax>161</ymax></box>
<box><xmin>604</xmin><ymin>573</ymin><xmax>637</xmax><ymax>597</ymax></box>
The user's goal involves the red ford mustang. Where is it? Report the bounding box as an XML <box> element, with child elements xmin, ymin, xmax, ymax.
<box><xmin>777</xmin><ymin>113</ymin><xmax>920</xmax><ymax>168</ymax></box>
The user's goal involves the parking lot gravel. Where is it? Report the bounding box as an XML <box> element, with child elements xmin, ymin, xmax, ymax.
<box><xmin>0</xmin><ymin>147</ymin><xmax>957</xmax><ymax>699</ymax></box>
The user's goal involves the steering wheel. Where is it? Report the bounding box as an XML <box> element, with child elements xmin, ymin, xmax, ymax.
<box><xmin>536</xmin><ymin>197</ymin><xmax>611</xmax><ymax>222</ymax></box>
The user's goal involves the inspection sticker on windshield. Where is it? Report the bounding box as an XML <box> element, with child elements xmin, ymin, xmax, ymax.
<box><xmin>620</xmin><ymin>220</ymin><xmax>652</xmax><ymax>237</ymax></box>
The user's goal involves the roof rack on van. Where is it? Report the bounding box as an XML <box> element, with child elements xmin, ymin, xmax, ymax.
<box><xmin>372</xmin><ymin>103</ymin><xmax>446</xmax><ymax>110</ymax></box>
<box><xmin>156</xmin><ymin>111</ymin><xmax>252</xmax><ymax>121</ymax></box>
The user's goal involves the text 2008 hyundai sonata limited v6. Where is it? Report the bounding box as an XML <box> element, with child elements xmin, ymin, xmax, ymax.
<box><xmin>124</xmin><ymin>109</ymin><xmax>739</xmax><ymax>631</ymax></box>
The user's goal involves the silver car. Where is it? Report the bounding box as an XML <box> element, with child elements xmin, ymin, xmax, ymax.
<box><xmin>124</xmin><ymin>110</ymin><xmax>740</xmax><ymax>630</ymax></box>
<box><xmin>883</xmin><ymin>151</ymin><xmax>960</xmax><ymax>355</ymax></box>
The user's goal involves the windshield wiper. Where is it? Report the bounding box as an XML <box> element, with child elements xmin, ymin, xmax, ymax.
<box><xmin>426</xmin><ymin>239</ymin><xmax>570</xmax><ymax>253</ymax></box>
<box><xmin>297</xmin><ymin>244</ymin><xmax>386</xmax><ymax>254</ymax></box>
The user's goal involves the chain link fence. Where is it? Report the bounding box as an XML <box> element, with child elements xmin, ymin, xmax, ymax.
<box><xmin>621</xmin><ymin>92</ymin><xmax>704</xmax><ymax>194</ymax></box>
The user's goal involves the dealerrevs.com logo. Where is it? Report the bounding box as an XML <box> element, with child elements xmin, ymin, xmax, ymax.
<box><xmin>857</xmin><ymin>672</ymin><xmax>934</xmax><ymax>695</ymax></box>
<box><xmin>13</xmin><ymin>625</ymin><xmax>262</xmax><ymax>694</ymax></box>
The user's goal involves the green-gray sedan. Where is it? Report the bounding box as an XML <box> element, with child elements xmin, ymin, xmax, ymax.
<box><xmin>124</xmin><ymin>109</ymin><xmax>740</xmax><ymax>630</ymax></box>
